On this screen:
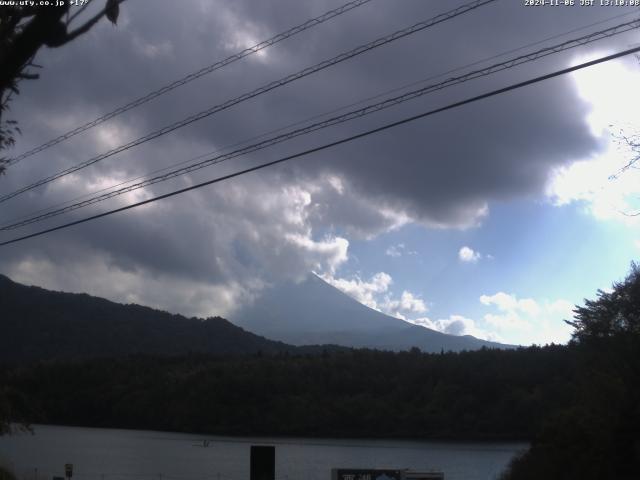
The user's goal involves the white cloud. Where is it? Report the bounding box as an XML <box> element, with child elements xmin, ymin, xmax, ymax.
<box><xmin>321</xmin><ymin>272</ymin><xmax>428</xmax><ymax>318</ymax></box>
<box><xmin>547</xmin><ymin>55</ymin><xmax>640</xmax><ymax>222</ymax></box>
<box><xmin>214</xmin><ymin>4</ymin><xmax>271</xmax><ymax>62</ymax></box>
<box><xmin>132</xmin><ymin>36</ymin><xmax>174</xmax><ymax>59</ymax></box>
<box><xmin>285</xmin><ymin>233</ymin><xmax>348</xmax><ymax>274</ymax></box>
<box><xmin>410</xmin><ymin>315</ymin><xmax>500</xmax><ymax>342</ymax></box>
<box><xmin>479</xmin><ymin>292</ymin><xmax>574</xmax><ymax>344</ymax></box>
<box><xmin>459</xmin><ymin>246</ymin><xmax>481</xmax><ymax>263</ymax></box>
<box><xmin>93</xmin><ymin>121</ymin><xmax>132</xmax><ymax>151</ymax></box>
<box><xmin>382</xmin><ymin>290</ymin><xmax>428</xmax><ymax>315</ymax></box>
<box><xmin>571</xmin><ymin>55</ymin><xmax>640</xmax><ymax>139</ymax></box>
<box><xmin>327</xmin><ymin>175</ymin><xmax>345</xmax><ymax>194</ymax></box>
<box><xmin>320</xmin><ymin>272</ymin><xmax>393</xmax><ymax>310</ymax></box>
<box><xmin>385</xmin><ymin>243</ymin><xmax>417</xmax><ymax>258</ymax></box>
<box><xmin>386</xmin><ymin>244</ymin><xmax>404</xmax><ymax>258</ymax></box>
<box><xmin>546</xmin><ymin>148</ymin><xmax>640</xmax><ymax>223</ymax></box>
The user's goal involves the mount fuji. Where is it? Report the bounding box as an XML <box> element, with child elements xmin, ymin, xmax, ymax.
<box><xmin>231</xmin><ymin>274</ymin><xmax>511</xmax><ymax>352</ymax></box>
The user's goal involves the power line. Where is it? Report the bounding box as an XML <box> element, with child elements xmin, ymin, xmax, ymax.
<box><xmin>0</xmin><ymin>0</ymin><xmax>498</xmax><ymax>204</ymax></box>
<box><xmin>3</xmin><ymin>16</ymin><xmax>638</xmax><ymax>231</ymax></box>
<box><xmin>5</xmin><ymin>0</ymin><xmax>375</xmax><ymax>166</ymax></box>
<box><xmin>4</xmin><ymin>8</ymin><xmax>633</xmax><ymax>229</ymax></box>
<box><xmin>2</xmin><ymin>45</ymin><xmax>639</xmax><ymax>248</ymax></box>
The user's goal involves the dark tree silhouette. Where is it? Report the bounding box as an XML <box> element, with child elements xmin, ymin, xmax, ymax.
<box><xmin>502</xmin><ymin>262</ymin><xmax>640</xmax><ymax>480</ymax></box>
<box><xmin>0</xmin><ymin>0</ymin><xmax>124</xmax><ymax>174</ymax></box>
<box><xmin>566</xmin><ymin>261</ymin><xmax>640</xmax><ymax>340</ymax></box>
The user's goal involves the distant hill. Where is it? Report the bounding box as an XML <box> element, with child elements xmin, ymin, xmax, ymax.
<box><xmin>231</xmin><ymin>274</ymin><xmax>511</xmax><ymax>352</ymax></box>
<box><xmin>0</xmin><ymin>274</ymin><xmax>336</xmax><ymax>364</ymax></box>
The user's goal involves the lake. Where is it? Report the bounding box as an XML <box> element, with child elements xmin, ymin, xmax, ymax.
<box><xmin>0</xmin><ymin>425</ymin><xmax>527</xmax><ymax>480</ymax></box>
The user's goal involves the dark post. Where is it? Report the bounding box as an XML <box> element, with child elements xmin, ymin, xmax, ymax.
<box><xmin>250</xmin><ymin>445</ymin><xmax>275</xmax><ymax>480</ymax></box>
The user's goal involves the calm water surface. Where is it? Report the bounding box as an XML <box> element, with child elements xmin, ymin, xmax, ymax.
<box><xmin>0</xmin><ymin>425</ymin><xmax>527</xmax><ymax>480</ymax></box>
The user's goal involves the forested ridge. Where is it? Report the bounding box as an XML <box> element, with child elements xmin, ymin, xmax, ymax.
<box><xmin>0</xmin><ymin>274</ymin><xmax>345</xmax><ymax>363</ymax></box>
<box><xmin>1</xmin><ymin>345</ymin><xmax>573</xmax><ymax>440</ymax></box>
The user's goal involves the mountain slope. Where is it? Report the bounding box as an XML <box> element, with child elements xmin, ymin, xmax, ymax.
<box><xmin>231</xmin><ymin>274</ymin><xmax>510</xmax><ymax>352</ymax></box>
<box><xmin>0</xmin><ymin>274</ymin><xmax>326</xmax><ymax>363</ymax></box>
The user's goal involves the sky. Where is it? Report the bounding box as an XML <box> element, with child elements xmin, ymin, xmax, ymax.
<box><xmin>2</xmin><ymin>0</ymin><xmax>640</xmax><ymax>346</ymax></box>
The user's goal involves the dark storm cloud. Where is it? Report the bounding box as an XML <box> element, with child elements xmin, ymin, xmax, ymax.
<box><xmin>314</xmin><ymin>75</ymin><xmax>599</xmax><ymax>226</ymax></box>
<box><xmin>0</xmin><ymin>0</ymin><xmax>630</xmax><ymax>313</ymax></box>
